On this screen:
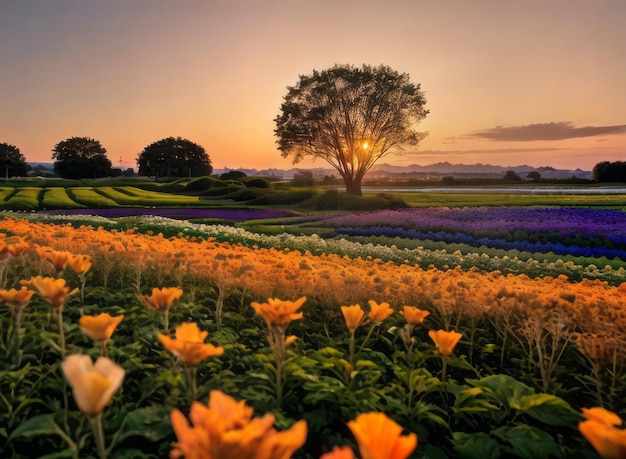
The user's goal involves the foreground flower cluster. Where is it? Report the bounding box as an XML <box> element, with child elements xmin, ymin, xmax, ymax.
<box><xmin>0</xmin><ymin>215</ymin><xmax>625</xmax><ymax>458</ymax></box>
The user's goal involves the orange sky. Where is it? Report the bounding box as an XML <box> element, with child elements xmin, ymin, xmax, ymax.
<box><xmin>1</xmin><ymin>0</ymin><xmax>624</xmax><ymax>172</ymax></box>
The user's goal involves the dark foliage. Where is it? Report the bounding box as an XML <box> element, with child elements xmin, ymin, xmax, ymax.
<box><xmin>52</xmin><ymin>137</ymin><xmax>112</xmax><ymax>179</ymax></box>
<box><xmin>137</xmin><ymin>137</ymin><xmax>212</xmax><ymax>179</ymax></box>
<box><xmin>0</xmin><ymin>142</ymin><xmax>29</xmax><ymax>177</ymax></box>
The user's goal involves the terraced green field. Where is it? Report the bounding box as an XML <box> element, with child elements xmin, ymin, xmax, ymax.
<box><xmin>0</xmin><ymin>185</ymin><xmax>201</xmax><ymax>210</ymax></box>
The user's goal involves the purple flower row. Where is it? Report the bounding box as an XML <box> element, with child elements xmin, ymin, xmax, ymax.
<box><xmin>317</xmin><ymin>207</ymin><xmax>626</xmax><ymax>259</ymax></box>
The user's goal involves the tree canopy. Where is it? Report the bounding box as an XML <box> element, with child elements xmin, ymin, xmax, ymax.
<box><xmin>0</xmin><ymin>143</ymin><xmax>29</xmax><ymax>178</ymax></box>
<box><xmin>137</xmin><ymin>137</ymin><xmax>212</xmax><ymax>179</ymax></box>
<box><xmin>592</xmin><ymin>161</ymin><xmax>626</xmax><ymax>182</ymax></box>
<box><xmin>274</xmin><ymin>64</ymin><xmax>428</xmax><ymax>195</ymax></box>
<box><xmin>52</xmin><ymin>137</ymin><xmax>112</xmax><ymax>179</ymax></box>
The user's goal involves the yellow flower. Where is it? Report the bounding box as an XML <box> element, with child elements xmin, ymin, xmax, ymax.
<box><xmin>139</xmin><ymin>287</ymin><xmax>183</xmax><ymax>313</ymax></box>
<box><xmin>320</xmin><ymin>446</ymin><xmax>356</xmax><ymax>459</ymax></box>
<box><xmin>579</xmin><ymin>407</ymin><xmax>626</xmax><ymax>459</ymax></box>
<box><xmin>428</xmin><ymin>329</ymin><xmax>463</xmax><ymax>357</ymax></box>
<box><xmin>170</xmin><ymin>390</ymin><xmax>307</xmax><ymax>459</ymax></box>
<box><xmin>61</xmin><ymin>354</ymin><xmax>125</xmax><ymax>417</ymax></box>
<box><xmin>348</xmin><ymin>412</ymin><xmax>417</xmax><ymax>459</ymax></box>
<box><xmin>65</xmin><ymin>253</ymin><xmax>93</xmax><ymax>275</ymax></box>
<box><xmin>251</xmin><ymin>296</ymin><xmax>306</xmax><ymax>327</ymax></box>
<box><xmin>341</xmin><ymin>304</ymin><xmax>365</xmax><ymax>333</ymax></box>
<box><xmin>79</xmin><ymin>313</ymin><xmax>124</xmax><ymax>342</ymax></box>
<box><xmin>0</xmin><ymin>286</ymin><xmax>35</xmax><ymax>311</ymax></box>
<box><xmin>37</xmin><ymin>247</ymin><xmax>71</xmax><ymax>272</ymax></box>
<box><xmin>400</xmin><ymin>306</ymin><xmax>430</xmax><ymax>326</ymax></box>
<box><xmin>25</xmin><ymin>276</ymin><xmax>78</xmax><ymax>308</ymax></box>
<box><xmin>367</xmin><ymin>300</ymin><xmax>394</xmax><ymax>323</ymax></box>
<box><xmin>158</xmin><ymin>322</ymin><xmax>224</xmax><ymax>367</ymax></box>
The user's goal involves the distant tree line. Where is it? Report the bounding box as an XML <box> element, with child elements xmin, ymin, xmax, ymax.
<box><xmin>592</xmin><ymin>161</ymin><xmax>626</xmax><ymax>183</ymax></box>
<box><xmin>0</xmin><ymin>136</ymin><xmax>213</xmax><ymax>180</ymax></box>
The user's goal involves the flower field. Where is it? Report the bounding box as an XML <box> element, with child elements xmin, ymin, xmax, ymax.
<box><xmin>0</xmin><ymin>209</ymin><xmax>625</xmax><ymax>458</ymax></box>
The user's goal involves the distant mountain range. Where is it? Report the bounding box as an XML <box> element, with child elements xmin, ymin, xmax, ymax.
<box><xmin>28</xmin><ymin>161</ymin><xmax>592</xmax><ymax>180</ymax></box>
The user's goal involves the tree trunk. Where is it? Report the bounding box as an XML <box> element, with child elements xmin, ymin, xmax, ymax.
<box><xmin>344</xmin><ymin>175</ymin><xmax>363</xmax><ymax>196</ymax></box>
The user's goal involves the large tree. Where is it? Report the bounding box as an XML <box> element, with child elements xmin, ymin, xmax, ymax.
<box><xmin>275</xmin><ymin>64</ymin><xmax>428</xmax><ymax>195</ymax></box>
<box><xmin>0</xmin><ymin>143</ymin><xmax>29</xmax><ymax>178</ymax></box>
<box><xmin>137</xmin><ymin>137</ymin><xmax>212</xmax><ymax>179</ymax></box>
<box><xmin>52</xmin><ymin>137</ymin><xmax>112</xmax><ymax>179</ymax></box>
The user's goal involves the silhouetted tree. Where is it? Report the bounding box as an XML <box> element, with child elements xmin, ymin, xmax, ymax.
<box><xmin>503</xmin><ymin>170</ymin><xmax>522</xmax><ymax>182</ymax></box>
<box><xmin>0</xmin><ymin>143</ymin><xmax>29</xmax><ymax>178</ymax></box>
<box><xmin>137</xmin><ymin>137</ymin><xmax>212</xmax><ymax>179</ymax></box>
<box><xmin>52</xmin><ymin>137</ymin><xmax>112</xmax><ymax>179</ymax></box>
<box><xmin>275</xmin><ymin>64</ymin><xmax>428</xmax><ymax>195</ymax></box>
<box><xmin>526</xmin><ymin>171</ymin><xmax>541</xmax><ymax>181</ymax></box>
<box><xmin>593</xmin><ymin>161</ymin><xmax>626</xmax><ymax>182</ymax></box>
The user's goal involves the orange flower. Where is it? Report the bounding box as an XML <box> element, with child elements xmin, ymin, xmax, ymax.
<box><xmin>79</xmin><ymin>313</ymin><xmax>124</xmax><ymax>342</ymax></box>
<box><xmin>400</xmin><ymin>306</ymin><xmax>430</xmax><ymax>326</ymax></box>
<box><xmin>251</xmin><ymin>296</ymin><xmax>306</xmax><ymax>327</ymax></box>
<box><xmin>65</xmin><ymin>253</ymin><xmax>93</xmax><ymax>275</ymax></box>
<box><xmin>347</xmin><ymin>412</ymin><xmax>417</xmax><ymax>459</ymax></box>
<box><xmin>0</xmin><ymin>286</ymin><xmax>35</xmax><ymax>312</ymax></box>
<box><xmin>61</xmin><ymin>354</ymin><xmax>125</xmax><ymax>417</ymax></box>
<box><xmin>25</xmin><ymin>276</ymin><xmax>78</xmax><ymax>308</ymax></box>
<box><xmin>37</xmin><ymin>247</ymin><xmax>71</xmax><ymax>272</ymax></box>
<box><xmin>139</xmin><ymin>287</ymin><xmax>183</xmax><ymax>313</ymax></box>
<box><xmin>367</xmin><ymin>300</ymin><xmax>394</xmax><ymax>323</ymax></box>
<box><xmin>5</xmin><ymin>239</ymin><xmax>29</xmax><ymax>257</ymax></box>
<box><xmin>341</xmin><ymin>304</ymin><xmax>366</xmax><ymax>333</ymax></box>
<box><xmin>170</xmin><ymin>390</ymin><xmax>307</xmax><ymax>459</ymax></box>
<box><xmin>579</xmin><ymin>407</ymin><xmax>626</xmax><ymax>459</ymax></box>
<box><xmin>321</xmin><ymin>446</ymin><xmax>356</xmax><ymax>459</ymax></box>
<box><xmin>158</xmin><ymin>322</ymin><xmax>224</xmax><ymax>367</ymax></box>
<box><xmin>0</xmin><ymin>240</ymin><xmax>13</xmax><ymax>261</ymax></box>
<box><xmin>428</xmin><ymin>329</ymin><xmax>462</xmax><ymax>357</ymax></box>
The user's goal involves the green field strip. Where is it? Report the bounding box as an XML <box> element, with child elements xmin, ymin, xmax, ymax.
<box><xmin>382</xmin><ymin>192</ymin><xmax>626</xmax><ymax>208</ymax></box>
<box><xmin>41</xmin><ymin>188</ymin><xmax>86</xmax><ymax>209</ymax></box>
<box><xmin>5</xmin><ymin>187</ymin><xmax>42</xmax><ymax>210</ymax></box>
<box><xmin>68</xmin><ymin>187</ymin><xmax>119</xmax><ymax>207</ymax></box>
<box><xmin>0</xmin><ymin>187</ymin><xmax>17</xmax><ymax>202</ymax></box>
<box><xmin>114</xmin><ymin>186</ymin><xmax>200</xmax><ymax>203</ymax></box>
<box><xmin>98</xmin><ymin>186</ymin><xmax>200</xmax><ymax>206</ymax></box>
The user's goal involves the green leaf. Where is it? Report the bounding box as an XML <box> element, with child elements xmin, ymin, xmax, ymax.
<box><xmin>8</xmin><ymin>413</ymin><xmax>61</xmax><ymax>441</ymax></box>
<box><xmin>466</xmin><ymin>374</ymin><xmax>534</xmax><ymax>409</ymax></box>
<box><xmin>493</xmin><ymin>425</ymin><xmax>562</xmax><ymax>459</ymax></box>
<box><xmin>452</xmin><ymin>432</ymin><xmax>502</xmax><ymax>459</ymax></box>
<box><xmin>519</xmin><ymin>394</ymin><xmax>579</xmax><ymax>427</ymax></box>
<box><xmin>111</xmin><ymin>405</ymin><xmax>173</xmax><ymax>446</ymax></box>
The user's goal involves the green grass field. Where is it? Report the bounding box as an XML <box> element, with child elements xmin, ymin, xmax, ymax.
<box><xmin>0</xmin><ymin>178</ymin><xmax>624</xmax><ymax>212</ymax></box>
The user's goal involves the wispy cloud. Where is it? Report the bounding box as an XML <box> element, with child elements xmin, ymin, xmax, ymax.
<box><xmin>466</xmin><ymin>122</ymin><xmax>626</xmax><ymax>141</ymax></box>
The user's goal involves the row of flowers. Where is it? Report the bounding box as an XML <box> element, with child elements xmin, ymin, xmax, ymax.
<box><xmin>333</xmin><ymin>225</ymin><xmax>626</xmax><ymax>260</ymax></box>
<box><xmin>315</xmin><ymin>207</ymin><xmax>626</xmax><ymax>243</ymax></box>
<box><xmin>14</xmin><ymin>212</ymin><xmax>626</xmax><ymax>285</ymax></box>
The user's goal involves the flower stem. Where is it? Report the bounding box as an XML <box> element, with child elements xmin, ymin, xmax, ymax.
<box><xmin>88</xmin><ymin>413</ymin><xmax>107</xmax><ymax>459</ymax></box>
<box><xmin>185</xmin><ymin>365</ymin><xmax>197</xmax><ymax>401</ymax></box>
<box><xmin>357</xmin><ymin>323</ymin><xmax>377</xmax><ymax>355</ymax></box>
<box><xmin>58</xmin><ymin>307</ymin><xmax>66</xmax><ymax>358</ymax></box>
<box><xmin>349</xmin><ymin>331</ymin><xmax>356</xmax><ymax>366</ymax></box>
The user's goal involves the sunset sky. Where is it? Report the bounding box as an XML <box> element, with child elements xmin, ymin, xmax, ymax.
<box><xmin>1</xmin><ymin>0</ymin><xmax>624</xmax><ymax>172</ymax></box>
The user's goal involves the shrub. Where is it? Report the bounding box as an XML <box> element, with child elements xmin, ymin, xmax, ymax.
<box><xmin>219</xmin><ymin>170</ymin><xmax>247</xmax><ymax>180</ymax></box>
<box><xmin>186</xmin><ymin>177</ymin><xmax>219</xmax><ymax>192</ymax></box>
<box><xmin>242</xmin><ymin>178</ymin><xmax>270</xmax><ymax>189</ymax></box>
